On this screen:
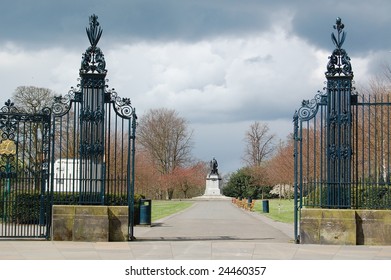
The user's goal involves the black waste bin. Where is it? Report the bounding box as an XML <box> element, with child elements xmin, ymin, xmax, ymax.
<box><xmin>139</xmin><ymin>199</ymin><xmax>152</xmax><ymax>225</ymax></box>
<box><xmin>247</xmin><ymin>197</ymin><xmax>252</xmax><ymax>209</ymax></box>
<box><xmin>262</xmin><ymin>199</ymin><xmax>269</xmax><ymax>213</ymax></box>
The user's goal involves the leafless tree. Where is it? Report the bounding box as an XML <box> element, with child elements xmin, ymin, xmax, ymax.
<box><xmin>243</xmin><ymin>121</ymin><xmax>275</xmax><ymax>167</ymax></box>
<box><xmin>13</xmin><ymin>86</ymin><xmax>55</xmax><ymax>114</ymax></box>
<box><xmin>137</xmin><ymin>108</ymin><xmax>194</xmax><ymax>199</ymax></box>
<box><xmin>11</xmin><ymin>86</ymin><xmax>56</xmax><ymax>189</ymax></box>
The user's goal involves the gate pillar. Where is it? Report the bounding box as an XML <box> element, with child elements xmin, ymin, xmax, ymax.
<box><xmin>78</xmin><ymin>15</ymin><xmax>107</xmax><ymax>204</ymax></box>
<box><xmin>325</xmin><ymin>18</ymin><xmax>354</xmax><ymax>208</ymax></box>
<box><xmin>50</xmin><ymin>14</ymin><xmax>137</xmax><ymax>241</ymax></box>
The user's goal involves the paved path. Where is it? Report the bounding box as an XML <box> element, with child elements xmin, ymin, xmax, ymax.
<box><xmin>134</xmin><ymin>200</ymin><xmax>292</xmax><ymax>242</ymax></box>
<box><xmin>0</xmin><ymin>200</ymin><xmax>391</xmax><ymax>260</ymax></box>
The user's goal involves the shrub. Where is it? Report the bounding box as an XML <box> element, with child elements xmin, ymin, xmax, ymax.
<box><xmin>356</xmin><ymin>185</ymin><xmax>391</xmax><ymax>209</ymax></box>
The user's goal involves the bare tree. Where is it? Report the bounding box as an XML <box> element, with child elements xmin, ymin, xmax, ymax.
<box><xmin>137</xmin><ymin>108</ymin><xmax>194</xmax><ymax>199</ymax></box>
<box><xmin>243</xmin><ymin>121</ymin><xmax>275</xmax><ymax>167</ymax></box>
<box><xmin>10</xmin><ymin>86</ymin><xmax>56</xmax><ymax>189</ymax></box>
<box><xmin>13</xmin><ymin>86</ymin><xmax>55</xmax><ymax>114</ymax></box>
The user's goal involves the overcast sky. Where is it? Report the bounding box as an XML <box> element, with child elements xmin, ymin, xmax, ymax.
<box><xmin>1</xmin><ymin>0</ymin><xmax>391</xmax><ymax>174</ymax></box>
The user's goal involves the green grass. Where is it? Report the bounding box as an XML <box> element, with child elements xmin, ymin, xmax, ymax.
<box><xmin>149</xmin><ymin>199</ymin><xmax>294</xmax><ymax>224</ymax></box>
<box><xmin>254</xmin><ymin>199</ymin><xmax>294</xmax><ymax>224</ymax></box>
<box><xmin>151</xmin><ymin>200</ymin><xmax>194</xmax><ymax>222</ymax></box>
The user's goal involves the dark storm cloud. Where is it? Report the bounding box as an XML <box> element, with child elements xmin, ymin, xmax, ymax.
<box><xmin>0</xmin><ymin>0</ymin><xmax>283</xmax><ymax>47</ymax></box>
<box><xmin>2</xmin><ymin>0</ymin><xmax>390</xmax><ymax>54</ymax></box>
<box><xmin>289</xmin><ymin>0</ymin><xmax>391</xmax><ymax>55</ymax></box>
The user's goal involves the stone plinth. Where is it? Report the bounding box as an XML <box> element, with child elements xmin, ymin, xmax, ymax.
<box><xmin>52</xmin><ymin>205</ymin><xmax>129</xmax><ymax>242</ymax></box>
<box><xmin>356</xmin><ymin>210</ymin><xmax>391</xmax><ymax>245</ymax></box>
<box><xmin>108</xmin><ymin>206</ymin><xmax>129</xmax><ymax>241</ymax></box>
<box><xmin>204</xmin><ymin>174</ymin><xmax>221</xmax><ymax>196</ymax></box>
<box><xmin>52</xmin><ymin>205</ymin><xmax>75</xmax><ymax>241</ymax></box>
<box><xmin>300</xmin><ymin>209</ymin><xmax>356</xmax><ymax>245</ymax></box>
<box><xmin>192</xmin><ymin>173</ymin><xmax>231</xmax><ymax>200</ymax></box>
<box><xmin>300</xmin><ymin>208</ymin><xmax>391</xmax><ymax>245</ymax></box>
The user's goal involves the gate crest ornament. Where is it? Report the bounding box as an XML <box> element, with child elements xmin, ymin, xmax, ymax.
<box><xmin>80</xmin><ymin>14</ymin><xmax>106</xmax><ymax>74</ymax></box>
<box><xmin>326</xmin><ymin>17</ymin><xmax>353</xmax><ymax>77</ymax></box>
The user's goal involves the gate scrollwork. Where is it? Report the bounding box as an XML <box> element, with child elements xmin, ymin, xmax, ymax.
<box><xmin>295</xmin><ymin>92</ymin><xmax>326</xmax><ymax>122</ymax></box>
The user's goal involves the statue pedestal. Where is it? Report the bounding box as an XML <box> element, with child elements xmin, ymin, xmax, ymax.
<box><xmin>192</xmin><ymin>173</ymin><xmax>230</xmax><ymax>200</ymax></box>
<box><xmin>204</xmin><ymin>174</ymin><xmax>222</xmax><ymax>196</ymax></box>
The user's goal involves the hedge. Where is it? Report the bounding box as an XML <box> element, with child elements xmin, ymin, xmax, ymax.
<box><xmin>1</xmin><ymin>191</ymin><xmax>145</xmax><ymax>224</ymax></box>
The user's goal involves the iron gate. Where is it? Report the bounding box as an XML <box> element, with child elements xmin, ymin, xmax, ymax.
<box><xmin>49</xmin><ymin>14</ymin><xmax>137</xmax><ymax>240</ymax></box>
<box><xmin>293</xmin><ymin>18</ymin><xmax>391</xmax><ymax>243</ymax></box>
<box><xmin>0</xmin><ymin>100</ymin><xmax>51</xmax><ymax>239</ymax></box>
<box><xmin>0</xmin><ymin>14</ymin><xmax>137</xmax><ymax>240</ymax></box>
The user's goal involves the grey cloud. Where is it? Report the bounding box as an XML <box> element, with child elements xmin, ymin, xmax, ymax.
<box><xmin>2</xmin><ymin>0</ymin><xmax>390</xmax><ymax>56</ymax></box>
<box><xmin>0</xmin><ymin>0</ymin><xmax>283</xmax><ymax>47</ymax></box>
<box><xmin>289</xmin><ymin>1</ymin><xmax>391</xmax><ymax>55</ymax></box>
<box><xmin>244</xmin><ymin>54</ymin><xmax>273</xmax><ymax>64</ymax></box>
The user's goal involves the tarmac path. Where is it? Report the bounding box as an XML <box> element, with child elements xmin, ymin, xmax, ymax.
<box><xmin>134</xmin><ymin>200</ymin><xmax>293</xmax><ymax>242</ymax></box>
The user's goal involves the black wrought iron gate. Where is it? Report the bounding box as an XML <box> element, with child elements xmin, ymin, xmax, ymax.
<box><xmin>0</xmin><ymin>14</ymin><xmax>137</xmax><ymax>240</ymax></box>
<box><xmin>293</xmin><ymin>18</ymin><xmax>391</xmax><ymax>243</ymax></box>
<box><xmin>0</xmin><ymin>100</ymin><xmax>51</xmax><ymax>239</ymax></box>
<box><xmin>49</xmin><ymin>14</ymin><xmax>137</xmax><ymax>240</ymax></box>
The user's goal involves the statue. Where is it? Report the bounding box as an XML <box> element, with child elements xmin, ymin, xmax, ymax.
<box><xmin>209</xmin><ymin>157</ymin><xmax>219</xmax><ymax>176</ymax></box>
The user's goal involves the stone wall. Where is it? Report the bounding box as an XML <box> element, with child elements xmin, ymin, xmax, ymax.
<box><xmin>300</xmin><ymin>208</ymin><xmax>391</xmax><ymax>245</ymax></box>
<box><xmin>52</xmin><ymin>205</ymin><xmax>129</xmax><ymax>242</ymax></box>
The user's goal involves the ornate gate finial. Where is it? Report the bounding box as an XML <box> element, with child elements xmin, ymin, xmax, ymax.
<box><xmin>326</xmin><ymin>17</ymin><xmax>353</xmax><ymax>77</ymax></box>
<box><xmin>80</xmin><ymin>14</ymin><xmax>107</xmax><ymax>74</ymax></box>
<box><xmin>86</xmin><ymin>14</ymin><xmax>103</xmax><ymax>48</ymax></box>
<box><xmin>332</xmin><ymin>17</ymin><xmax>346</xmax><ymax>49</ymax></box>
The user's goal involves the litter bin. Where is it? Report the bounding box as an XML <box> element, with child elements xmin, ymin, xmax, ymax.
<box><xmin>262</xmin><ymin>199</ymin><xmax>269</xmax><ymax>213</ymax></box>
<box><xmin>247</xmin><ymin>197</ymin><xmax>252</xmax><ymax>209</ymax></box>
<box><xmin>139</xmin><ymin>199</ymin><xmax>152</xmax><ymax>225</ymax></box>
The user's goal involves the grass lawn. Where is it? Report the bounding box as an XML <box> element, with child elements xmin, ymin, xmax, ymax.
<box><xmin>149</xmin><ymin>199</ymin><xmax>294</xmax><ymax>224</ymax></box>
<box><xmin>254</xmin><ymin>199</ymin><xmax>294</xmax><ymax>224</ymax></box>
<box><xmin>151</xmin><ymin>200</ymin><xmax>194</xmax><ymax>222</ymax></box>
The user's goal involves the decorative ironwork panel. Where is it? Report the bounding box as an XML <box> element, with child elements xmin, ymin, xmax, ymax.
<box><xmin>0</xmin><ymin>100</ymin><xmax>52</xmax><ymax>239</ymax></box>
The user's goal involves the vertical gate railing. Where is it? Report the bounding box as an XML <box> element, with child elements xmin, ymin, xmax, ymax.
<box><xmin>352</xmin><ymin>94</ymin><xmax>391</xmax><ymax>209</ymax></box>
<box><xmin>294</xmin><ymin>18</ymin><xmax>391</xmax><ymax>243</ymax></box>
<box><xmin>0</xmin><ymin>100</ymin><xmax>51</xmax><ymax>239</ymax></box>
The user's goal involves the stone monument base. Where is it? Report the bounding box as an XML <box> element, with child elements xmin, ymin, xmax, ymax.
<box><xmin>192</xmin><ymin>173</ymin><xmax>230</xmax><ymax>200</ymax></box>
<box><xmin>204</xmin><ymin>174</ymin><xmax>222</xmax><ymax>196</ymax></box>
<box><xmin>192</xmin><ymin>195</ymin><xmax>231</xmax><ymax>201</ymax></box>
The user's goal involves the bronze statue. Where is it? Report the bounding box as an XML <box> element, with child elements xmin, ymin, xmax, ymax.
<box><xmin>209</xmin><ymin>157</ymin><xmax>218</xmax><ymax>175</ymax></box>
